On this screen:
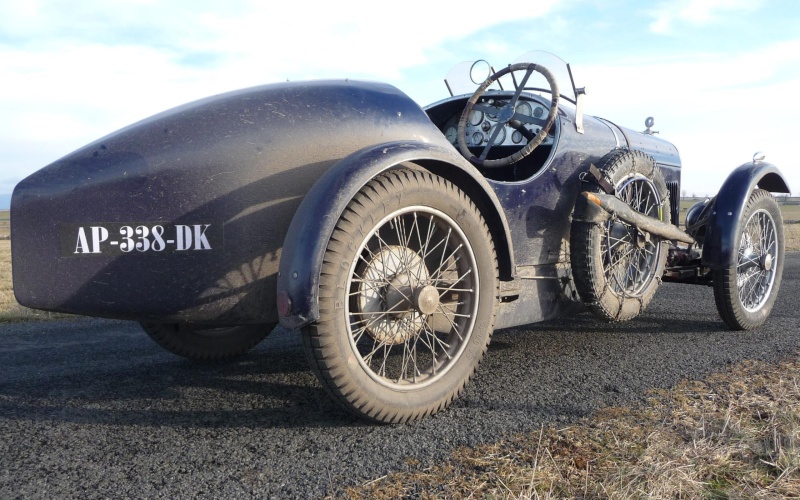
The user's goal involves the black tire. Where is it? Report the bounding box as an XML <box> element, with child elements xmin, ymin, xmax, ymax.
<box><xmin>713</xmin><ymin>189</ymin><xmax>784</xmax><ymax>330</ymax></box>
<box><xmin>140</xmin><ymin>322</ymin><xmax>272</xmax><ymax>360</ymax></box>
<box><xmin>304</xmin><ymin>168</ymin><xmax>498</xmax><ymax>423</ymax></box>
<box><xmin>570</xmin><ymin>149</ymin><xmax>671</xmax><ymax>321</ymax></box>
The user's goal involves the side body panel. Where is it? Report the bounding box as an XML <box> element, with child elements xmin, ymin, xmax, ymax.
<box><xmin>489</xmin><ymin>107</ymin><xmax>681</xmax><ymax>329</ymax></box>
<box><xmin>423</xmin><ymin>96</ymin><xmax>682</xmax><ymax>329</ymax></box>
<box><xmin>11</xmin><ymin>80</ymin><xmax>444</xmax><ymax>324</ymax></box>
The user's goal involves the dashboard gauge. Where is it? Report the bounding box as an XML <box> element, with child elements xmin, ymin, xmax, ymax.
<box><xmin>471</xmin><ymin>131</ymin><xmax>483</xmax><ymax>145</ymax></box>
<box><xmin>445</xmin><ymin>126</ymin><xmax>458</xmax><ymax>144</ymax></box>
<box><xmin>468</xmin><ymin>110</ymin><xmax>484</xmax><ymax>126</ymax></box>
<box><xmin>489</xmin><ymin>125</ymin><xmax>506</xmax><ymax>145</ymax></box>
<box><xmin>533</xmin><ymin>106</ymin><xmax>544</xmax><ymax>118</ymax></box>
<box><xmin>486</xmin><ymin>100</ymin><xmax>497</xmax><ymax>119</ymax></box>
<box><xmin>515</xmin><ymin>102</ymin><xmax>532</xmax><ymax>116</ymax></box>
<box><xmin>511</xmin><ymin>130</ymin><xmax>524</xmax><ymax>144</ymax></box>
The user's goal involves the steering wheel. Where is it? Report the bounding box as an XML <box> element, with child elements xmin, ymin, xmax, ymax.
<box><xmin>457</xmin><ymin>63</ymin><xmax>559</xmax><ymax>168</ymax></box>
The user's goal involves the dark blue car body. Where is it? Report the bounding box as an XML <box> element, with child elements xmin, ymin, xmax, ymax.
<box><xmin>10</xmin><ymin>60</ymin><xmax>788</xmax><ymax>332</ymax></box>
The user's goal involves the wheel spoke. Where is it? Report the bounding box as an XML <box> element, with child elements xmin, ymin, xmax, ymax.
<box><xmin>434</xmin><ymin>304</ymin><xmax>464</xmax><ymax>341</ymax></box>
<box><xmin>734</xmin><ymin>206</ymin><xmax>779</xmax><ymax>313</ymax></box>
<box><xmin>433</xmin><ymin>287</ymin><xmax>473</xmax><ymax>293</ymax></box>
<box><xmin>344</xmin><ymin>203</ymin><xmax>479</xmax><ymax>389</ymax></box>
<box><xmin>602</xmin><ymin>175</ymin><xmax>664</xmax><ymax>296</ymax></box>
<box><xmin>435</xmin><ymin>269</ymin><xmax>474</xmax><ymax>295</ymax></box>
<box><xmin>431</xmin><ymin>245</ymin><xmax>464</xmax><ymax>282</ymax></box>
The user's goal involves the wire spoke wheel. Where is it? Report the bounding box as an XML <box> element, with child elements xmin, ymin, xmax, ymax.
<box><xmin>713</xmin><ymin>189</ymin><xmax>784</xmax><ymax>330</ymax></box>
<box><xmin>736</xmin><ymin>209</ymin><xmax>778</xmax><ymax>312</ymax></box>
<box><xmin>348</xmin><ymin>207</ymin><xmax>478</xmax><ymax>388</ymax></box>
<box><xmin>601</xmin><ymin>174</ymin><xmax>664</xmax><ymax>297</ymax></box>
<box><xmin>303</xmin><ymin>169</ymin><xmax>497</xmax><ymax>423</ymax></box>
<box><xmin>570</xmin><ymin>149</ymin><xmax>670</xmax><ymax>322</ymax></box>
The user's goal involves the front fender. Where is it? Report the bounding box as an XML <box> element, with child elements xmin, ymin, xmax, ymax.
<box><xmin>277</xmin><ymin>140</ymin><xmax>514</xmax><ymax>330</ymax></box>
<box><xmin>702</xmin><ymin>161</ymin><xmax>790</xmax><ymax>269</ymax></box>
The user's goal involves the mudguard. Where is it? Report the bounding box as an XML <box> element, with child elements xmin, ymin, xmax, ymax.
<box><xmin>276</xmin><ymin>140</ymin><xmax>515</xmax><ymax>330</ymax></box>
<box><xmin>702</xmin><ymin>161</ymin><xmax>790</xmax><ymax>269</ymax></box>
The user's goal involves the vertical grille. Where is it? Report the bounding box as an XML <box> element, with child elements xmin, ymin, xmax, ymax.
<box><xmin>667</xmin><ymin>181</ymin><xmax>680</xmax><ymax>226</ymax></box>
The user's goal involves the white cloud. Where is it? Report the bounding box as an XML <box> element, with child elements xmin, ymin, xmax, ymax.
<box><xmin>573</xmin><ymin>41</ymin><xmax>800</xmax><ymax>195</ymax></box>
<box><xmin>649</xmin><ymin>0</ymin><xmax>762</xmax><ymax>33</ymax></box>
<box><xmin>1</xmin><ymin>0</ymin><xmax>796</xmax><ymax>199</ymax></box>
<box><xmin>0</xmin><ymin>0</ymin><xmax>562</xmax><ymax>193</ymax></box>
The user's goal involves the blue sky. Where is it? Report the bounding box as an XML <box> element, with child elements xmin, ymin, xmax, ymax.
<box><xmin>1</xmin><ymin>0</ymin><xmax>798</xmax><ymax>199</ymax></box>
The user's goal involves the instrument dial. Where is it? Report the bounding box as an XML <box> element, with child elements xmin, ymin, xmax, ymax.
<box><xmin>471</xmin><ymin>131</ymin><xmax>483</xmax><ymax>145</ymax></box>
<box><xmin>468</xmin><ymin>110</ymin><xmax>484</xmax><ymax>126</ymax></box>
<box><xmin>515</xmin><ymin>102</ymin><xmax>532</xmax><ymax>116</ymax></box>
<box><xmin>445</xmin><ymin>126</ymin><xmax>458</xmax><ymax>144</ymax></box>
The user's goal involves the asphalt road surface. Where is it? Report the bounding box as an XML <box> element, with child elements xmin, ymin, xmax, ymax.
<box><xmin>2</xmin><ymin>254</ymin><xmax>799</xmax><ymax>498</ymax></box>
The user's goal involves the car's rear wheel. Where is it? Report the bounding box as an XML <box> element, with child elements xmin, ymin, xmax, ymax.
<box><xmin>713</xmin><ymin>189</ymin><xmax>784</xmax><ymax>330</ymax></box>
<box><xmin>303</xmin><ymin>168</ymin><xmax>498</xmax><ymax>423</ymax></box>
<box><xmin>140</xmin><ymin>322</ymin><xmax>272</xmax><ymax>360</ymax></box>
<box><xmin>571</xmin><ymin>149</ymin><xmax>670</xmax><ymax>321</ymax></box>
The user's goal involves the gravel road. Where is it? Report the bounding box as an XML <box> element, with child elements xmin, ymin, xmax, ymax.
<box><xmin>2</xmin><ymin>254</ymin><xmax>799</xmax><ymax>498</ymax></box>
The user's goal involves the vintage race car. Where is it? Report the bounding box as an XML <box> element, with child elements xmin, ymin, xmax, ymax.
<box><xmin>11</xmin><ymin>52</ymin><xmax>789</xmax><ymax>423</ymax></box>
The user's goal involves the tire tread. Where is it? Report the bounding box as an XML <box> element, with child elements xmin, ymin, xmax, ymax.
<box><xmin>303</xmin><ymin>168</ymin><xmax>498</xmax><ymax>423</ymax></box>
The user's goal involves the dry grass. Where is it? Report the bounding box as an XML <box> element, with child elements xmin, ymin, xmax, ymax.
<box><xmin>0</xmin><ymin>209</ymin><xmax>8</xmax><ymax>239</ymax></box>
<box><xmin>787</xmin><ymin>224</ymin><xmax>800</xmax><ymax>254</ymax></box>
<box><xmin>345</xmin><ymin>356</ymin><xmax>800</xmax><ymax>499</ymax></box>
<box><xmin>779</xmin><ymin>203</ymin><xmax>800</xmax><ymax>223</ymax></box>
<box><xmin>0</xmin><ymin>240</ymin><xmax>74</xmax><ymax>322</ymax></box>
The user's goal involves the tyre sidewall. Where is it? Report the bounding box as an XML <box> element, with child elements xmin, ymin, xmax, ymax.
<box><xmin>309</xmin><ymin>170</ymin><xmax>497</xmax><ymax>422</ymax></box>
<box><xmin>714</xmin><ymin>190</ymin><xmax>785</xmax><ymax>329</ymax></box>
<box><xmin>571</xmin><ymin>149</ymin><xmax>671</xmax><ymax>321</ymax></box>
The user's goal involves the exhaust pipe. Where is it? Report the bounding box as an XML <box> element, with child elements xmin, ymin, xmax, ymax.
<box><xmin>582</xmin><ymin>191</ymin><xmax>696</xmax><ymax>245</ymax></box>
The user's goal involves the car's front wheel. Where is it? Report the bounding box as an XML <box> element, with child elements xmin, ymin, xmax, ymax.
<box><xmin>713</xmin><ymin>189</ymin><xmax>784</xmax><ymax>330</ymax></box>
<box><xmin>303</xmin><ymin>168</ymin><xmax>498</xmax><ymax>423</ymax></box>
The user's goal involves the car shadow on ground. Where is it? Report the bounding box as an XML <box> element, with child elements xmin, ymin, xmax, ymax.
<box><xmin>0</xmin><ymin>319</ymin><xmax>777</xmax><ymax>432</ymax></box>
<box><xmin>1</xmin><ymin>266</ymin><xmax>798</xmax><ymax>433</ymax></box>
<box><xmin>0</xmin><ymin>324</ymin><xmax>368</xmax><ymax>430</ymax></box>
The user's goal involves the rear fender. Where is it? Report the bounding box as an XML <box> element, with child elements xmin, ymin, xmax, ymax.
<box><xmin>701</xmin><ymin>161</ymin><xmax>789</xmax><ymax>269</ymax></box>
<box><xmin>277</xmin><ymin>140</ymin><xmax>514</xmax><ymax>330</ymax></box>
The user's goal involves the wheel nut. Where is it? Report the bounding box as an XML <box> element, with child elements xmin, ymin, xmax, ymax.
<box><xmin>415</xmin><ymin>285</ymin><xmax>440</xmax><ymax>315</ymax></box>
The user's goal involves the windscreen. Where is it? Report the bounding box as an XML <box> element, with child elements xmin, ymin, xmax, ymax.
<box><xmin>444</xmin><ymin>51</ymin><xmax>577</xmax><ymax>104</ymax></box>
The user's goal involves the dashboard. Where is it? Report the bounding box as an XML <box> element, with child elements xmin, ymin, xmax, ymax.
<box><xmin>441</xmin><ymin>97</ymin><xmax>555</xmax><ymax>149</ymax></box>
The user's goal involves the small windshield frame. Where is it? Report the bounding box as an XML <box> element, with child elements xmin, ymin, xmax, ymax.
<box><xmin>444</xmin><ymin>51</ymin><xmax>578</xmax><ymax>104</ymax></box>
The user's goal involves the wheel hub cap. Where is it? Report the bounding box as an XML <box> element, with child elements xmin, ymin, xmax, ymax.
<box><xmin>415</xmin><ymin>285</ymin><xmax>440</xmax><ymax>315</ymax></box>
